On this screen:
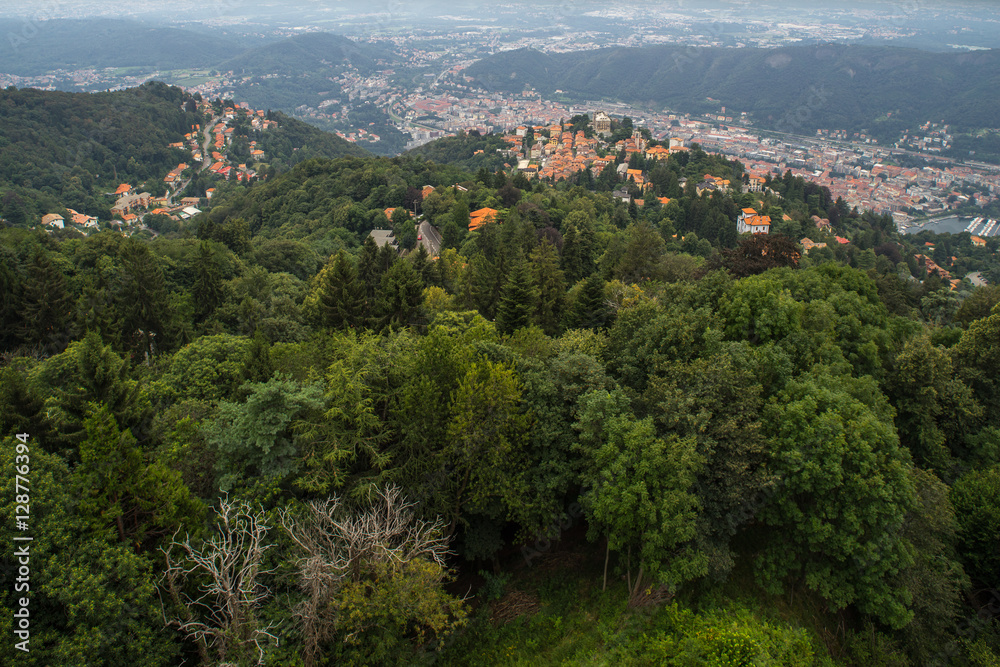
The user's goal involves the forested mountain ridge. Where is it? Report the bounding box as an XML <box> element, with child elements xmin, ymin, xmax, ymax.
<box><xmin>217</xmin><ymin>32</ymin><xmax>395</xmax><ymax>81</ymax></box>
<box><xmin>465</xmin><ymin>43</ymin><xmax>1000</xmax><ymax>138</ymax></box>
<box><xmin>2</xmin><ymin>138</ymin><xmax>1000</xmax><ymax>665</ymax></box>
<box><xmin>0</xmin><ymin>18</ymin><xmax>246</xmax><ymax>76</ymax></box>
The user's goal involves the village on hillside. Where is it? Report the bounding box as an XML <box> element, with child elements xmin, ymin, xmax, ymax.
<box><xmin>40</xmin><ymin>101</ymin><xmax>278</xmax><ymax>237</ymax></box>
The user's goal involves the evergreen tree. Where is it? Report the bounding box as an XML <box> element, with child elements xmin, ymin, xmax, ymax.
<box><xmin>357</xmin><ymin>235</ymin><xmax>382</xmax><ymax>298</ymax></box>
<box><xmin>442</xmin><ymin>219</ymin><xmax>464</xmax><ymax>251</ymax></box>
<box><xmin>116</xmin><ymin>239</ymin><xmax>171</xmax><ymax>359</ymax></box>
<box><xmin>567</xmin><ymin>273</ymin><xmax>609</xmax><ymax>330</ymax></box>
<box><xmin>192</xmin><ymin>241</ymin><xmax>223</xmax><ymax>323</ymax></box>
<box><xmin>377</xmin><ymin>260</ymin><xmax>424</xmax><ymax>330</ymax></box>
<box><xmin>495</xmin><ymin>258</ymin><xmax>536</xmax><ymax>335</ymax></box>
<box><xmin>451</xmin><ymin>198</ymin><xmax>471</xmax><ymax>232</ymax></box>
<box><xmin>241</xmin><ymin>330</ymin><xmax>274</xmax><ymax>388</ymax></box>
<box><xmin>0</xmin><ymin>247</ymin><xmax>23</xmax><ymax>349</ymax></box>
<box><xmin>20</xmin><ymin>247</ymin><xmax>74</xmax><ymax>354</ymax></box>
<box><xmin>318</xmin><ymin>249</ymin><xmax>366</xmax><ymax>330</ymax></box>
<box><xmin>530</xmin><ymin>241</ymin><xmax>566</xmax><ymax>335</ymax></box>
<box><xmin>561</xmin><ymin>214</ymin><xmax>597</xmax><ymax>283</ymax></box>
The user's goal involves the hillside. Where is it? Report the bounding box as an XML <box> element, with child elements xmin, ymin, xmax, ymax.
<box><xmin>0</xmin><ymin>84</ymin><xmax>368</xmax><ymax>225</ymax></box>
<box><xmin>215</xmin><ymin>32</ymin><xmax>409</xmax><ymax>155</ymax></box>
<box><xmin>215</xmin><ymin>32</ymin><xmax>398</xmax><ymax>113</ymax></box>
<box><xmin>465</xmin><ymin>43</ymin><xmax>1000</xmax><ymax>138</ymax></box>
<box><xmin>0</xmin><ymin>19</ymin><xmax>243</xmax><ymax>76</ymax></box>
<box><xmin>217</xmin><ymin>32</ymin><xmax>394</xmax><ymax>80</ymax></box>
<box><xmin>0</xmin><ymin>82</ymin><xmax>201</xmax><ymax>222</ymax></box>
<box><xmin>3</xmin><ymin>137</ymin><xmax>1000</xmax><ymax>663</ymax></box>
<box><xmin>254</xmin><ymin>111</ymin><xmax>370</xmax><ymax>168</ymax></box>
<box><xmin>404</xmin><ymin>132</ymin><xmax>515</xmax><ymax>171</ymax></box>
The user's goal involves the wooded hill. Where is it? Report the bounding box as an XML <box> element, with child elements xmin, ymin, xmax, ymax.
<box><xmin>465</xmin><ymin>43</ymin><xmax>1000</xmax><ymax>139</ymax></box>
<box><xmin>0</xmin><ymin>82</ymin><xmax>201</xmax><ymax>223</ymax></box>
<box><xmin>404</xmin><ymin>132</ymin><xmax>515</xmax><ymax>172</ymax></box>
<box><xmin>2</xmin><ymin>143</ymin><xmax>1000</xmax><ymax>665</ymax></box>
<box><xmin>0</xmin><ymin>84</ymin><xmax>368</xmax><ymax>225</ymax></box>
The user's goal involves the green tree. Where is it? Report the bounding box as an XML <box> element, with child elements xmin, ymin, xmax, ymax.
<box><xmin>896</xmin><ymin>467</ymin><xmax>969</xmax><ymax>664</ymax></box>
<box><xmin>32</xmin><ymin>332</ymin><xmax>147</xmax><ymax>454</ymax></box>
<box><xmin>159</xmin><ymin>333</ymin><xmax>252</xmax><ymax>403</ymax></box>
<box><xmin>566</xmin><ymin>273</ymin><xmax>609</xmax><ymax>330</ymax></box>
<box><xmin>644</xmin><ymin>347</ymin><xmax>776</xmax><ymax>578</ymax></box>
<box><xmin>561</xmin><ymin>212</ymin><xmax>596</xmax><ymax>282</ymax></box>
<box><xmin>495</xmin><ymin>258</ymin><xmax>536</xmax><ymax>335</ymax></box>
<box><xmin>192</xmin><ymin>241</ymin><xmax>224</xmax><ymax>323</ymax></box>
<box><xmin>451</xmin><ymin>198</ymin><xmax>470</xmax><ymax>232</ymax></box>
<box><xmin>615</xmin><ymin>220</ymin><xmax>666</xmax><ymax>283</ymax></box>
<box><xmin>886</xmin><ymin>335</ymin><xmax>982</xmax><ymax>468</ymax></box>
<box><xmin>77</xmin><ymin>404</ymin><xmax>201</xmax><ymax>550</ymax></box>
<box><xmin>952</xmin><ymin>310</ymin><xmax>1000</xmax><ymax>424</ymax></box>
<box><xmin>116</xmin><ymin>239</ymin><xmax>172</xmax><ymax>358</ymax></box>
<box><xmin>575</xmin><ymin>389</ymin><xmax>706</xmax><ymax>599</ymax></box>
<box><xmin>0</xmin><ymin>441</ymin><xmax>179</xmax><ymax>666</ymax></box>
<box><xmin>317</xmin><ymin>249</ymin><xmax>366</xmax><ymax>330</ymax></box>
<box><xmin>19</xmin><ymin>247</ymin><xmax>74</xmax><ymax>354</ymax></box>
<box><xmin>208</xmin><ymin>376</ymin><xmax>327</xmax><ymax>491</ymax></box>
<box><xmin>529</xmin><ymin>241</ymin><xmax>566</xmax><ymax>336</ymax></box>
<box><xmin>951</xmin><ymin>465</ymin><xmax>1000</xmax><ymax>588</ymax></box>
<box><xmin>757</xmin><ymin>372</ymin><xmax>916</xmax><ymax>628</ymax></box>
<box><xmin>377</xmin><ymin>260</ymin><xmax>424</xmax><ymax>330</ymax></box>
<box><xmin>443</xmin><ymin>359</ymin><xmax>529</xmax><ymax>535</ymax></box>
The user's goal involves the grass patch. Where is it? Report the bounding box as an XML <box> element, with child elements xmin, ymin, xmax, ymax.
<box><xmin>429</xmin><ymin>537</ymin><xmax>838</xmax><ymax>666</ymax></box>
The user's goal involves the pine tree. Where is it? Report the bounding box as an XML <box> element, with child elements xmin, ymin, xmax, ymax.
<box><xmin>116</xmin><ymin>239</ymin><xmax>171</xmax><ymax>358</ymax></box>
<box><xmin>530</xmin><ymin>241</ymin><xmax>566</xmax><ymax>335</ymax></box>
<box><xmin>567</xmin><ymin>273</ymin><xmax>609</xmax><ymax>330</ymax></box>
<box><xmin>318</xmin><ymin>250</ymin><xmax>366</xmax><ymax>330</ymax></box>
<box><xmin>442</xmin><ymin>219</ymin><xmax>464</xmax><ymax>250</ymax></box>
<box><xmin>192</xmin><ymin>241</ymin><xmax>223</xmax><ymax>323</ymax></box>
<box><xmin>377</xmin><ymin>260</ymin><xmax>424</xmax><ymax>330</ymax></box>
<box><xmin>357</xmin><ymin>235</ymin><xmax>382</xmax><ymax>298</ymax></box>
<box><xmin>20</xmin><ymin>247</ymin><xmax>74</xmax><ymax>354</ymax></box>
<box><xmin>451</xmin><ymin>198</ymin><xmax>471</xmax><ymax>232</ymax></box>
<box><xmin>495</xmin><ymin>258</ymin><xmax>536</xmax><ymax>335</ymax></box>
<box><xmin>0</xmin><ymin>247</ymin><xmax>24</xmax><ymax>349</ymax></box>
<box><xmin>468</xmin><ymin>254</ymin><xmax>504</xmax><ymax>320</ymax></box>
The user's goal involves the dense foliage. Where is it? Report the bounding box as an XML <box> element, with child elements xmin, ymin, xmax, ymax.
<box><xmin>3</xmin><ymin>142</ymin><xmax>1000</xmax><ymax>665</ymax></box>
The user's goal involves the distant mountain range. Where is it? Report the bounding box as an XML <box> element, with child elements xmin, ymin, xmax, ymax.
<box><xmin>0</xmin><ymin>19</ymin><xmax>248</xmax><ymax>75</ymax></box>
<box><xmin>464</xmin><ymin>43</ymin><xmax>1000</xmax><ymax>139</ymax></box>
<box><xmin>214</xmin><ymin>32</ymin><xmax>396</xmax><ymax>112</ymax></box>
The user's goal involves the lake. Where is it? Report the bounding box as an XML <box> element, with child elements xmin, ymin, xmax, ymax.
<box><xmin>900</xmin><ymin>215</ymin><xmax>1000</xmax><ymax>236</ymax></box>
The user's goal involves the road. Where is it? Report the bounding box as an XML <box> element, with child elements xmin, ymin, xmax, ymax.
<box><xmin>418</xmin><ymin>220</ymin><xmax>442</xmax><ymax>257</ymax></box>
<box><xmin>167</xmin><ymin>115</ymin><xmax>220</xmax><ymax>206</ymax></box>
<box><xmin>199</xmin><ymin>115</ymin><xmax>220</xmax><ymax>173</ymax></box>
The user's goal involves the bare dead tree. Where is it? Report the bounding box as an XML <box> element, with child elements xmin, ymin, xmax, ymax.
<box><xmin>161</xmin><ymin>496</ymin><xmax>277</xmax><ymax>666</ymax></box>
<box><xmin>279</xmin><ymin>484</ymin><xmax>452</xmax><ymax>667</ymax></box>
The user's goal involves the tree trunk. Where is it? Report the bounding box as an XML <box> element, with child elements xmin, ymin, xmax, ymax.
<box><xmin>602</xmin><ymin>539</ymin><xmax>610</xmax><ymax>592</ymax></box>
<box><xmin>626</xmin><ymin>544</ymin><xmax>632</xmax><ymax>593</ymax></box>
<box><xmin>630</xmin><ymin>564</ymin><xmax>646</xmax><ymax>603</ymax></box>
